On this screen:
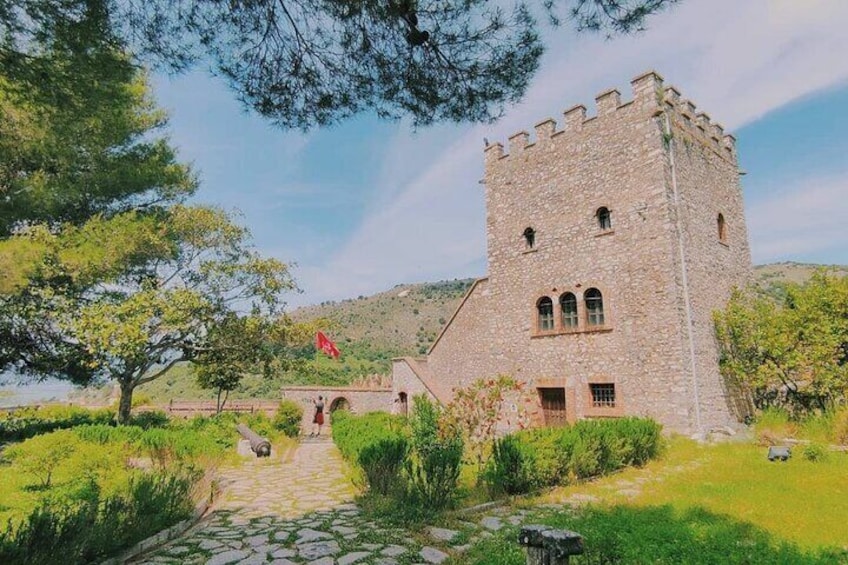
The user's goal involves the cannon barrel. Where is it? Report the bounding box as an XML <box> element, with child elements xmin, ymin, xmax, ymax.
<box><xmin>236</xmin><ymin>423</ymin><xmax>272</xmax><ymax>457</ymax></box>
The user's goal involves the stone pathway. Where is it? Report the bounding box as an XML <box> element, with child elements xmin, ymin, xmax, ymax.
<box><xmin>131</xmin><ymin>437</ymin><xmax>450</xmax><ymax>565</ymax></box>
<box><xmin>131</xmin><ymin>435</ymin><xmax>678</xmax><ymax>565</ymax></box>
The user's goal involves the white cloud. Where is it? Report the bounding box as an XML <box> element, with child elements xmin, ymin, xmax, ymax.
<box><xmin>292</xmin><ymin>0</ymin><xmax>848</xmax><ymax>305</ymax></box>
<box><xmin>748</xmin><ymin>173</ymin><xmax>848</xmax><ymax>263</ymax></box>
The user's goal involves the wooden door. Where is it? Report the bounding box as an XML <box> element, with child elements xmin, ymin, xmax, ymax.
<box><xmin>538</xmin><ymin>387</ymin><xmax>567</xmax><ymax>427</ymax></box>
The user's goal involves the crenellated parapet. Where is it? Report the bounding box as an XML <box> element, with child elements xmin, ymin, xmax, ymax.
<box><xmin>485</xmin><ymin>70</ymin><xmax>737</xmax><ymax>166</ymax></box>
<box><xmin>662</xmin><ymin>85</ymin><xmax>736</xmax><ymax>160</ymax></box>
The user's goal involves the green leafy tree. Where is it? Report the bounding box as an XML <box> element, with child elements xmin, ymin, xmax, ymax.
<box><xmin>715</xmin><ymin>271</ymin><xmax>848</xmax><ymax>416</ymax></box>
<box><xmin>194</xmin><ymin>313</ymin><xmax>315</xmax><ymax>413</ymax></box>
<box><xmin>0</xmin><ymin>4</ymin><xmax>195</xmax><ymax>234</ymax></box>
<box><xmin>0</xmin><ymin>9</ymin><xmax>196</xmax><ymax>379</ymax></box>
<box><xmin>56</xmin><ymin>206</ymin><xmax>296</xmax><ymax>423</ymax></box>
<box><xmin>2</xmin><ymin>0</ymin><xmax>678</xmax><ymax>130</ymax></box>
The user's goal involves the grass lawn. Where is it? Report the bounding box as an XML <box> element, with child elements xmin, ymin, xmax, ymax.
<box><xmin>535</xmin><ymin>437</ymin><xmax>848</xmax><ymax>551</ymax></box>
<box><xmin>455</xmin><ymin>438</ymin><xmax>847</xmax><ymax>564</ymax></box>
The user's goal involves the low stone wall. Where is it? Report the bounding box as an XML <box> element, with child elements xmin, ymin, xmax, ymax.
<box><xmin>280</xmin><ymin>386</ymin><xmax>394</xmax><ymax>432</ymax></box>
<box><xmin>163</xmin><ymin>400</ymin><xmax>279</xmax><ymax>418</ymax></box>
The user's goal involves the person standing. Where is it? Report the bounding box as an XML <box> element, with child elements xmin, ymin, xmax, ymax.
<box><xmin>311</xmin><ymin>396</ymin><xmax>325</xmax><ymax>437</ymax></box>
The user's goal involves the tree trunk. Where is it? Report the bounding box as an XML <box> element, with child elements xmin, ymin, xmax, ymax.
<box><xmin>221</xmin><ymin>389</ymin><xmax>230</xmax><ymax>411</ymax></box>
<box><xmin>216</xmin><ymin>388</ymin><xmax>223</xmax><ymax>414</ymax></box>
<box><xmin>118</xmin><ymin>379</ymin><xmax>135</xmax><ymax>425</ymax></box>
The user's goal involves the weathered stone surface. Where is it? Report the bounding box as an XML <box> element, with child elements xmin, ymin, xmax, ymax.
<box><xmin>296</xmin><ymin>528</ymin><xmax>333</xmax><ymax>543</ymax></box>
<box><xmin>205</xmin><ymin>549</ymin><xmax>249</xmax><ymax>565</ymax></box>
<box><xmin>381</xmin><ymin>544</ymin><xmax>407</xmax><ymax>557</ymax></box>
<box><xmin>271</xmin><ymin>548</ymin><xmax>297</xmax><ymax>559</ymax></box>
<box><xmin>338</xmin><ymin>551</ymin><xmax>372</xmax><ymax>565</ymax></box>
<box><xmin>371</xmin><ymin>559</ymin><xmax>399</xmax><ymax>565</ymax></box>
<box><xmin>391</xmin><ymin>71</ymin><xmax>752</xmax><ymax>437</ymax></box>
<box><xmin>427</xmin><ymin>527</ymin><xmax>459</xmax><ymax>542</ymax></box>
<box><xmin>298</xmin><ymin>540</ymin><xmax>341</xmax><ymax>560</ymax></box>
<box><xmin>481</xmin><ymin>516</ymin><xmax>503</xmax><ymax>531</ymax></box>
<box><xmin>420</xmin><ymin>546</ymin><xmax>450</xmax><ymax>564</ymax></box>
<box><xmin>236</xmin><ymin>554</ymin><xmax>269</xmax><ymax>565</ymax></box>
<box><xmin>199</xmin><ymin>539</ymin><xmax>225</xmax><ymax>550</ymax></box>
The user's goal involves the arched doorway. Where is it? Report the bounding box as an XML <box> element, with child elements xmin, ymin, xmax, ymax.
<box><xmin>398</xmin><ymin>392</ymin><xmax>408</xmax><ymax>416</ymax></box>
<box><xmin>329</xmin><ymin>397</ymin><xmax>350</xmax><ymax>413</ymax></box>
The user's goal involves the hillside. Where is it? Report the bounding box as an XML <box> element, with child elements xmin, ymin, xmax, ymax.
<box><xmin>291</xmin><ymin>278</ymin><xmax>475</xmax><ymax>358</ymax></box>
<box><xmin>753</xmin><ymin>261</ymin><xmax>848</xmax><ymax>297</ymax></box>
<box><xmin>127</xmin><ymin>264</ymin><xmax>844</xmax><ymax>403</ymax></box>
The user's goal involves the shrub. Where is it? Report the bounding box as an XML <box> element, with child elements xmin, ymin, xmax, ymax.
<box><xmin>331</xmin><ymin>411</ymin><xmax>407</xmax><ymax>463</ymax></box>
<box><xmin>4</xmin><ymin>430</ymin><xmax>80</xmax><ymax>488</ymax></box>
<box><xmin>505</xmin><ymin>417</ymin><xmax>663</xmax><ymax>488</ymax></box>
<box><xmin>358</xmin><ymin>437</ymin><xmax>408</xmax><ymax>495</ymax></box>
<box><xmin>0</xmin><ymin>468</ymin><xmax>197</xmax><ymax>565</ymax></box>
<box><xmin>801</xmin><ymin>443</ymin><xmax>828</xmax><ymax>462</ymax></box>
<box><xmin>483</xmin><ymin>434</ymin><xmax>531</xmax><ymax>496</ymax></box>
<box><xmin>405</xmin><ymin>395</ymin><xmax>463</xmax><ymax>510</ymax></box>
<box><xmin>128</xmin><ymin>410</ymin><xmax>169</xmax><ymax>429</ymax></box>
<box><xmin>0</xmin><ymin>406</ymin><xmax>115</xmax><ymax>442</ymax></box>
<box><xmin>273</xmin><ymin>399</ymin><xmax>303</xmax><ymax>438</ymax></box>
<box><xmin>516</xmin><ymin>427</ymin><xmax>567</xmax><ymax>488</ymax></box>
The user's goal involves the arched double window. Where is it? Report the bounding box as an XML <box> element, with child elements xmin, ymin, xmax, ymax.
<box><xmin>559</xmin><ymin>292</ymin><xmax>578</xmax><ymax>329</ymax></box>
<box><xmin>537</xmin><ymin>297</ymin><xmax>554</xmax><ymax>331</ymax></box>
<box><xmin>585</xmin><ymin>288</ymin><xmax>605</xmax><ymax>327</ymax></box>
<box><xmin>596</xmin><ymin>207</ymin><xmax>612</xmax><ymax>231</ymax></box>
<box><xmin>717</xmin><ymin>213</ymin><xmax>727</xmax><ymax>243</ymax></box>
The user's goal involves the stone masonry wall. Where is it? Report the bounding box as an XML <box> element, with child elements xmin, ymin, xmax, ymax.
<box><xmin>280</xmin><ymin>386</ymin><xmax>394</xmax><ymax>433</ymax></box>
<box><xmin>407</xmin><ymin>71</ymin><xmax>752</xmax><ymax>436</ymax></box>
<box><xmin>661</xmin><ymin>88</ymin><xmax>754</xmax><ymax>429</ymax></box>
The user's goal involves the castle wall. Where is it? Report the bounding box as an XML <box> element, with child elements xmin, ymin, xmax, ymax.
<box><xmin>280</xmin><ymin>386</ymin><xmax>393</xmax><ymax>432</ymax></box>
<box><xmin>394</xmin><ymin>71</ymin><xmax>752</xmax><ymax>436</ymax></box>
<box><xmin>391</xmin><ymin>358</ymin><xmax>440</xmax><ymax>405</ymax></box>
<box><xmin>661</xmin><ymin>91</ymin><xmax>754</xmax><ymax>429</ymax></box>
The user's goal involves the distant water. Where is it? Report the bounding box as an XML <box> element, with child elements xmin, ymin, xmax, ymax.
<box><xmin>0</xmin><ymin>373</ymin><xmax>76</xmax><ymax>407</ymax></box>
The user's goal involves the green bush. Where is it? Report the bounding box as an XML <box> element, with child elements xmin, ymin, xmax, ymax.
<box><xmin>331</xmin><ymin>410</ymin><xmax>408</xmax><ymax>463</ymax></box>
<box><xmin>483</xmin><ymin>434</ymin><xmax>531</xmax><ymax>496</ymax></box>
<box><xmin>273</xmin><ymin>399</ymin><xmax>304</xmax><ymax>438</ymax></box>
<box><xmin>801</xmin><ymin>443</ymin><xmax>828</xmax><ymax>462</ymax></box>
<box><xmin>4</xmin><ymin>430</ymin><xmax>80</xmax><ymax>488</ymax></box>
<box><xmin>405</xmin><ymin>395</ymin><xmax>463</xmax><ymax>510</ymax></box>
<box><xmin>358</xmin><ymin>437</ymin><xmax>408</xmax><ymax>495</ymax></box>
<box><xmin>128</xmin><ymin>410</ymin><xmax>169</xmax><ymax>429</ymax></box>
<box><xmin>0</xmin><ymin>406</ymin><xmax>115</xmax><ymax>442</ymax></box>
<box><xmin>516</xmin><ymin>427</ymin><xmax>567</xmax><ymax>488</ymax></box>
<box><xmin>0</xmin><ymin>468</ymin><xmax>197</xmax><ymax>565</ymax></box>
<box><xmin>501</xmin><ymin>417</ymin><xmax>663</xmax><ymax>490</ymax></box>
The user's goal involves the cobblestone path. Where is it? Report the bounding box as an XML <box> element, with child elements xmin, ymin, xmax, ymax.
<box><xmin>132</xmin><ymin>437</ymin><xmax>451</xmax><ymax>565</ymax></box>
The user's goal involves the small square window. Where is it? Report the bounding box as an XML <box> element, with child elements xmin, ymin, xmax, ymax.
<box><xmin>590</xmin><ymin>383</ymin><xmax>616</xmax><ymax>408</ymax></box>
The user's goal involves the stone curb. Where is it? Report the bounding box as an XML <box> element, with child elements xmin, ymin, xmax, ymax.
<box><xmin>454</xmin><ymin>499</ymin><xmax>508</xmax><ymax>516</ymax></box>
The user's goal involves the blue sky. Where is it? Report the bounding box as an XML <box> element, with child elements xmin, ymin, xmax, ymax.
<box><xmin>152</xmin><ymin>0</ymin><xmax>848</xmax><ymax>308</ymax></box>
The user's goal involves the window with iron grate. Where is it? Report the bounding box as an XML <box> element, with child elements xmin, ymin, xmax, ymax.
<box><xmin>590</xmin><ymin>383</ymin><xmax>616</xmax><ymax>408</ymax></box>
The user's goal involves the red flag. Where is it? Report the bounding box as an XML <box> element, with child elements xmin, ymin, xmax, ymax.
<box><xmin>315</xmin><ymin>331</ymin><xmax>340</xmax><ymax>359</ymax></box>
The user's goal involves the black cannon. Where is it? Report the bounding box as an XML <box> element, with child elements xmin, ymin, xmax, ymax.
<box><xmin>236</xmin><ymin>423</ymin><xmax>272</xmax><ymax>457</ymax></box>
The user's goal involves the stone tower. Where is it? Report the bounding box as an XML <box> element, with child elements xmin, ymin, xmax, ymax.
<box><xmin>393</xmin><ymin>71</ymin><xmax>752</xmax><ymax>436</ymax></box>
